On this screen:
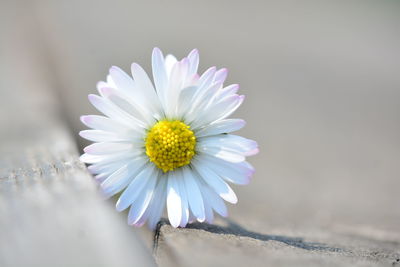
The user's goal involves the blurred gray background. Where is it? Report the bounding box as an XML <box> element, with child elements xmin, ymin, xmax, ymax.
<box><xmin>11</xmin><ymin>0</ymin><xmax>400</xmax><ymax>239</ymax></box>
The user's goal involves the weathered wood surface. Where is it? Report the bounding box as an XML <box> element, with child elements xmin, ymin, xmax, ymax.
<box><xmin>155</xmin><ymin>220</ymin><xmax>400</xmax><ymax>267</ymax></box>
<box><xmin>0</xmin><ymin>2</ymin><xmax>155</xmax><ymax>266</ymax></box>
<box><xmin>9</xmin><ymin>1</ymin><xmax>399</xmax><ymax>266</ymax></box>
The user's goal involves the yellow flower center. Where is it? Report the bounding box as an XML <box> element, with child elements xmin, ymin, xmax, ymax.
<box><xmin>145</xmin><ymin>120</ymin><xmax>196</xmax><ymax>172</ymax></box>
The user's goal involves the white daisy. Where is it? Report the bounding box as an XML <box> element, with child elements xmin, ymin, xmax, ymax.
<box><xmin>80</xmin><ymin>48</ymin><xmax>258</xmax><ymax>229</ymax></box>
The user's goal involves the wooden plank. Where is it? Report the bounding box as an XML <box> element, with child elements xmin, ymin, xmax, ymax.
<box><xmin>155</xmin><ymin>220</ymin><xmax>400</xmax><ymax>267</ymax></box>
<box><xmin>0</xmin><ymin>1</ymin><xmax>155</xmax><ymax>266</ymax></box>
<box><xmin>24</xmin><ymin>1</ymin><xmax>400</xmax><ymax>266</ymax></box>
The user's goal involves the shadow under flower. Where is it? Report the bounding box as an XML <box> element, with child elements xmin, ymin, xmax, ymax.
<box><xmin>155</xmin><ymin>218</ymin><xmax>345</xmax><ymax>254</ymax></box>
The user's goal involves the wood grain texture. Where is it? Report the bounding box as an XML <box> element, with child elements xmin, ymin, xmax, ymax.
<box><xmin>155</xmin><ymin>220</ymin><xmax>400</xmax><ymax>267</ymax></box>
<box><xmin>0</xmin><ymin>1</ymin><xmax>155</xmax><ymax>266</ymax></box>
<box><xmin>9</xmin><ymin>1</ymin><xmax>399</xmax><ymax>266</ymax></box>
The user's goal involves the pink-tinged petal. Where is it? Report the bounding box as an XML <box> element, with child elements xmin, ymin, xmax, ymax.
<box><xmin>94</xmin><ymin>173</ymin><xmax>109</xmax><ymax>183</ymax></box>
<box><xmin>96</xmin><ymin>81</ymin><xmax>110</xmax><ymax>95</ymax></box>
<box><xmin>245</xmin><ymin>147</ymin><xmax>260</xmax><ymax>156</ymax></box>
<box><xmin>185</xmin><ymin>73</ymin><xmax>200</xmax><ymax>87</ymax></box>
<box><xmin>214</xmin><ymin>68</ymin><xmax>228</xmax><ymax>84</ymax></box>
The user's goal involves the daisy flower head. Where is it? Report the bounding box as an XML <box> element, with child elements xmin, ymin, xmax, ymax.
<box><xmin>80</xmin><ymin>48</ymin><xmax>258</xmax><ymax>229</ymax></box>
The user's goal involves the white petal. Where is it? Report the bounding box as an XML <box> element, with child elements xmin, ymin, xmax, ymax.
<box><xmin>95</xmin><ymin>173</ymin><xmax>109</xmax><ymax>183</ymax></box>
<box><xmin>109</xmin><ymin>66</ymin><xmax>136</xmax><ymax>97</ymax></box>
<box><xmin>87</xmin><ymin>159</ymin><xmax>131</xmax><ymax>175</ymax></box>
<box><xmin>99</xmin><ymin>87</ymin><xmax>153</xmax><ymax>126</ymax></box>
<box><xmin>133</xmin><ymin>179</ymin><xmax>165</xmax><ymax>227</ymax></box>
<box><xmin>187</xmin><ymin>49</ymin><xmax>199</xmax><ymax>75</ymax></box>
<box><xmin>116</xmin><ymin>164</ymin><xmax>156</xmax><ymax>211</ymax></box>
<box><xmin>198</xmin><ymin>134</ymin><xmax>259</xmax><ymax>156</ymax></box>
<box><xmin>152</xmin><ymin>47</ymin><xmax>168</xmax><ymax>105</ymax></box>
<box><xmin>184</xmin><ymin>73</ymin><xmax>200</xmax><ymax>88</ymax></box>
<box><xmin>182</xmin><ymin>167</ymin><xmax>205</xmax><ymax>222</ymax></box>
<box><xmin>79</xmin><ymin>130</ymin><xmax>137</xmax><ymax>143</ymax></box>
<box><xmin>131</xmin><ymin>63</ymin><xmax>161</xmax><ymax>114</ymax></box>
<box><xmin>167</xmin><ymin>172</ymin><xmax>182</xmax><ymax>228</ymax></box>
<box><xmin>132</xmin><ymin>202</ymin><xmax>152</xmax><ymax>227</ymax></box>
<box><xmin>201</xmin><ymin>194</ymin><xmax>214</xmax><ymax>224</ymax></box>
<box><xmin>80</xmin><ymin>151</ymin><xmax>141</xmax><ymax>165</ymax></box>
<box><xmin>177</xmin><ymin>86</ymin><xmax>198</xmax><ymax>119</ymax></box>
<box><xmin>127</xmin><ymin>172</ymin><xmax>158</xmax><ymax>224</ymax></box>
<box><xmin>197</xmin><ymin>67</ymin><xmax>217</xmax><ymax>91</ymax></box>
<box><xmin>195</xmin><ymin>119</ymin><xmax>246</xmax><ymax>137</ymax></box>
<box><xmin>189</xmin><ymin>67</ymin><xmax>216</xmax><ymax>108</ymax></box>
<box><xmin>197</xmin><ymin>154</ymin><xmax>254</xmax><ymax>185</ymax></box>
<box><xmin>96</xmin><ymin>81</ymin><xmax>110</xmax><ymax>93</ymax></box>
<box><xmin>80</xmin><ymin>115</ymin><xmax>139</xmax><ymax>134</ymax></box>
<box><xmin>88</xmin><ymin>94</ymin><xmax>144</xmax><ymax>129</ymax></box>
<box><xmin>147</xmin><ymin>177</ymin><xmax>168</xmax><ymax>229</ymax></box>
<box><xmin>164</xmin><ymin>54</ymin><xmax>178</xmax><ymax>78</ymax></box>
<box><xmin>106</xmin><ymin>75</ymin><xmax>117</xmax><ymax>88</ymax></box>
<box><xmin>201</xmin><ymin>185</ymin><xmax>228</xmax><ymax>217</ymax></box>
<box><xmin>191</xmin><ymin>81</ymin><xmax>224</xmax><ymax>114</ymax></box>
<box><xmin>196</xmin><ymin>146</ymin><xmax>245</xmax><ymax>163</ymax></box>
<box><xmin>214</xmin><ymin>68</ymin><xmax>228</xmax><ymax>84</ymax></box>
<box><xmin>188</xmin><ymin>210</ymin><xmax>197</xmax><ymax>224</ymax></box>
<box><xmin>191</xmin><ymin>95</ymin><xmax>244</xmax><ymax>129</ymax></box>
<box><xmin>165</xmin><ymin>58</ymin><xmax>189</xmax><ymax>118</ymax></box>
<box><xmin>83</xmin><ymin>142</ymin><xmax>133</xmax><ymax>155</ymax></box>
<box><xmin>177</xmin><ymin>172</ymin><xmax>189</xmax><ymax>227</ymax></box>
<box><xmin>192</xmin><ymin>158</ymin><xmax>238</xmax><ymax>204</ymax></box>
<box><xmin>214</xmin><ymin>84</ymin><xmax>239</xmax><ymax>103</ymax></box>
<box><xmin>100</xmin><ymin>158</ymin><xmax>147</xmax><ymax>198</ymax></box>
